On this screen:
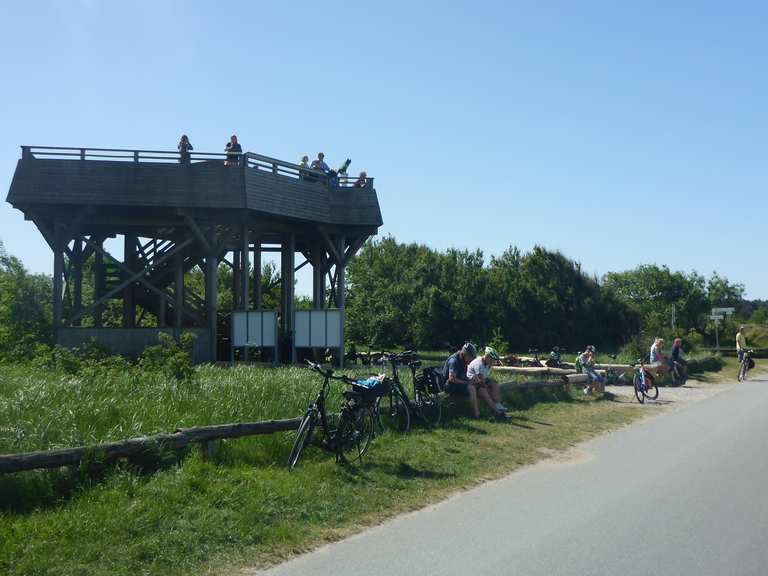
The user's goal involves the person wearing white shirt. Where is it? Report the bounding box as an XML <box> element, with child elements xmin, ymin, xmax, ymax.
<box><xmin>466</xmin><ymin>346</ymin><xmax>508</xmax><ymax>419</ymax></box>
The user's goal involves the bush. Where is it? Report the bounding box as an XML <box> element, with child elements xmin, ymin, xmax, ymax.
<box><xmin>138</xmin><ymin>332</ymin><xmax>197</xmax><ymax>381</ymax></box>
<box><xmin>687</xmin><ymin>355</ymin><xmax>724</xmax><ymax>374</ymax></box>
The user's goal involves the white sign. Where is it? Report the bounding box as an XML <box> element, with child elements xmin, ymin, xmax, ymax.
<box><xmin>232</xmin><ymin>310</ymin><xmax>278</xmax><ymax>347</ymax></box>
<box><xmin>712</xmin><ymin>307</ymin><xmax>735</xmax><ymax>315</ymax></box>
<box><xmin>709</xmin><ymin>314</ymin><xmax>723</xmax><ymax>322</ymax></box>
<box><xmin>294</xmin><ymin>309</ymin><xmax>344</xmax><ymax>348</ymax></box>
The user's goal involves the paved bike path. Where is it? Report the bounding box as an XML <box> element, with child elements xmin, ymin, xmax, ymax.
<box><xmin>251</xmin><ymin>377</ymin><xmax>768</xmax><ymax>576</ymax></box>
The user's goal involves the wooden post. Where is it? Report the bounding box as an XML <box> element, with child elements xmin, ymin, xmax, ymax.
<box><xmin>123</xmin><ymin>234</ymin><xmax>136</xmax><ymax>328</ymax></box>
<box><xmin>232</xmin><ymin>249</ymin><xmax>240</xmax><ymax>310</ymax></box>
<box><xmin>94</xmin><ymin>240</ymin><xmax>104</xmax><ymax>328</ymax></box>
<box><xmin>174</xmin><ymin>254</ymin><xmax>184</xmax><ymax>336</ymax></box>
<box><xmin>336</xmin><ymin>236</ymin><xmax>346</xmax><ymax>310</ymax></box>
<box><xmin>241</xmin><ymin>225</ymin><xmax>250</xmax><ymax>361</ymax></box>
<box><xmin>336</xmin><ymin>236</ymin><xmax>345</xmax><ymax>368</ymax></box>
<box><xmin>312</xmin><ymin>246</ymin><xmax>324</xmax><ymax>309</ymax></box>
<box><xmin>280</xmin><ymin>233</ymin><xmax>295</xmax><ymax>362</ymax></box>
<box><xmin>72</xmin><ymin>239</ymin><xmax>83</xmax><ymax>327</ymax></box>
<box><xmin>241</xmin><ymin>224</ymin><xmax>249</xmax><ymax>311</ymax></box>
<box><xmin>206</xmin><ymin>233</ymin><xmax>218</xmax><ymax>362</ymax></box>
<box><xmin>252</xmin><ymin>239</ymin><xmax>261</xmax><ymax>309</ymax></box>
<box><xmin>52</xmin><ymin>224</ymin><xmax>65</xmax><ymax>334</ymax></box>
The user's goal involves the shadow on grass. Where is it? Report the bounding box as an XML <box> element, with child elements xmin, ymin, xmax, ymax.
<box><xmin>0</xmin><ymin>444</ymin><xmax>189</xmax><ymax>515</ymax></box>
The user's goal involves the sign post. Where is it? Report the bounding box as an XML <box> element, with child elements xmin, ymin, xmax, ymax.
<box><xmin>709</xmin><ymin>314</ymin><xmax>723</xmax><ymax>353</ymax></box>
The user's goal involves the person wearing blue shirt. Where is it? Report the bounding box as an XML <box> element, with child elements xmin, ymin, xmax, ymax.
<box><xmin>310</xmin><ymin>152</ymin><xmax>330</xmax><ymax>173</ymax></box>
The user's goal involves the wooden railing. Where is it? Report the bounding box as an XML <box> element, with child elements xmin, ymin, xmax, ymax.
<box><xmin>21</xmin><ymin>146</ymin><xmax>375</xmax><ymax>189</ymax></box>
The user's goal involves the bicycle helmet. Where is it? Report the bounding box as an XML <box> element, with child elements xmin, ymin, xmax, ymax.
<box><xmin>484</xmin><ymin>346</ymin><xmax>500</xmax><ymax>361</ymax></box>
<box><xmin>461</xmin><ymin>342</ymin><xmax>477</xmax><ymax>358</ymax></box>
<box><xmin>586</xmin><ymin>345</ymin><xmax>596</xmax><ymax>353</ymax></box>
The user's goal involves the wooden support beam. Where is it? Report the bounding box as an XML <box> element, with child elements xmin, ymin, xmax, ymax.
<box><xmin>71</xmin><ymin>236</ymin><xmax>195</xmax><ymax>323</ymax></box>
<box><xmin>206</xmin><ymin>228</ymin><xmax>218</xmax><ymax>361</ymax></box>
<box><xmin>253</xmin><ymin>237</ymin><xmax>261</xmax><ymax>309</ymax></box>
<box><xmin>72</xmin><ymin>239</ymin><xmax>83</xmax><ymax>326</ymax></box>
<box><xmin>182</xmin><ymin>214</ymin><xmax>211</xmax><ymax>253</ymax></box>
<box><xmin>312</xmin><ymin>247</ymin><xmax>325</xmax><ymax>309</ymax></box>
<box><xmin>241</xmin><ymin>224</ymin><xmax>250</xmax><ymax>311</ymax></box>
<box><xmin>52</xmin><ymin>224</ymin><xmax>65</xmax><ymax>331</ymax></box>
<box><xmin>123</xmin><ymin>234</ymin><xmax>137</xmax><ymax>328</ymax></box>
<box><xmin>318</xmin><ymin>229</ymin><xmax>343</xmax><ymax>265</ymax></box>
<box><xmin>174</xmin><ymin>255</ymin><xmax>184</xmax><ymax>334</ymax></box>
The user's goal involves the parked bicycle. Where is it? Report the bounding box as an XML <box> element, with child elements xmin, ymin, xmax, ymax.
<box><xmin>632</xmin><ymin>358</ymin><xmax>659</xmax><ymax>403</ymax></box>
<box><xmin>545</xmin><ymin>346</ymin><xmax>567</xmax><ymax>368</ymax></box>
<box><xmin>669</xmin><ymin>360</ymin><xmax>688</xmax><ymax>386</ymax></box>
<box><xmin>738</xmin><ymin>349</ymin><xmax>755</xmax><ymax>382</ymax></box>
<box><xmin>604</xmin><ymin>353</ymin><xmax>626</xmax><ymax>385</ymax></box>
<box><xmin>287</xmin><ymin>361</ymin><xmax>378</xmax><ymax>470</ymax></box>
<box><xmin>376</xmin><ymin>351</ymin><xmax>414</xmax><ymax>434</ymax></box>
<box><xmin>378</xmin><ymin>350</ymin><xmax>443</xmax><ymax>429</ymax></box>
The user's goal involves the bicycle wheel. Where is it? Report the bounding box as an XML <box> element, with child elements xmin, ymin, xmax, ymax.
<box><xmin>376</xmin><ymin>387</ymin><xmax>411</xmax><ymax>434</ymax></box>
<box><xmin>287</xmin><ymin>410</ymin><xmax>316</xmax><ymax>470</ymax></box>
<box><xmin>633</xmin><ymin>373</ymin><xmax>645</xmax><ymax>404</ymax></box>
<box><xmin>644</xmin><ymin>373</ymin><xmax>659</xmax><ymax>400</ymax></box>
<box><xmin>336</xmin><ymin>405</ymin><xmax>375</xmax><ymax>465</ymax></box>
<box><xmin>414</xmin><ymin>382</ymin><xmax>442</xmax><ymax>427</ymax></box>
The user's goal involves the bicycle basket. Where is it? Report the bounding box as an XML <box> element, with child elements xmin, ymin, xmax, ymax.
<box><xmin>419</xmin><ymin>367</ymin><xmax>446</xmax><ymax>394</ymax></box>
<box><xmin>748</xmin><ymin>358</ymin><xmax>756</xmax><ymax>370</ymax></box>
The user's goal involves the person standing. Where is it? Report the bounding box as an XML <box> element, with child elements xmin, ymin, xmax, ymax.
<box><xmin>178</xmin><ymin>134</ymin><xmax>193</xmax><ymax>164</ymax></box>
<box><xmin>225</xmin><ymin>134</ymin><xmax>242</xmax><ymax>166</ymax></box>
<box><xmin>310</xmin><ymin>152</ymin><xmax>329</xmax><ymax>173</ymax></box>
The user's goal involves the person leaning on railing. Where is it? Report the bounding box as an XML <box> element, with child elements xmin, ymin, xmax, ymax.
<box><xmin>178</xmin><ymin>134</ymin><xmax>193</xmax><ymax>164</ymax></box>
<box><xmin>224</xmin><ymin>134</ymin><xmax>242</xmax><ymax>166</ymax></box>
<box><xmin>353</xmin><ymin>171</ymin><xmax>367</xmax><ymax>187</ymax></box>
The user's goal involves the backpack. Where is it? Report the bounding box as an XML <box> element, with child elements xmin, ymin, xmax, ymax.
<box><xmin>574</xmin><ymin>355</ymin><xmax>583</xmax><ymax>374</ymax></box>
<box><xmin>420</xmin><ymin>367</ymin><xmax>446</xmax><ymax>394</ymax></box>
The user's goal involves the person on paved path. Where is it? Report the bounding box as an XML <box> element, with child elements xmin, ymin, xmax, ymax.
<box><xmin>736</xmin><ymin>326</ymin><xmax>748</xmax><ymax>366</ymax></box>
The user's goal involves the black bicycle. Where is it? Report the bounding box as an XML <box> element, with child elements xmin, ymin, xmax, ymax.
<box><xmin>379</xmin><ymin>351</ymin><xmax>442</xmax><ymax>429</ymax></box>
<box><xmin>670</xmin><ymin>360</ymin><xmax>688</xmax><ymax>386</ymax></box>
<box><xmin>287</xmin><ymin>361</ymin><xmax>377</xmax><ymax>470</ymax></box>
<box><xmin>738</xmin><ymin>349</ymin><xmax>755</xmax><ymax>382</ymax></box>
<box><xmin>375</xmin><ymin>351</ymin><xmax>413</xmax><ymax>434</ymax></box>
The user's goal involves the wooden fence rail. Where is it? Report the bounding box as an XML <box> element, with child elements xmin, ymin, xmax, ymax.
<box><xmin>0</xmin><ymin>418</ymin><xmax>302</xmax><ymax>474</ymax></box>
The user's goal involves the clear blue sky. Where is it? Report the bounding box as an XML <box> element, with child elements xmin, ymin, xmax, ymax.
<box><xmin>1</xmin><ymin>1</ymin><xmax>766</xmax><ymax>298</ymax></box>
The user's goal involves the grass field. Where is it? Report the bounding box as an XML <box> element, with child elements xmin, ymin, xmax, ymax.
<box><xmin>0</xmin><ymin>358</ymin><xmax>723</xmax><ymax>576</ymax></box>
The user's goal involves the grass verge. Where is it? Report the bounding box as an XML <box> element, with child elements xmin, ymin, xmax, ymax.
<box><xmin>0</xmin><ymin>368</ymin><xmax>648</xmax><ymax>576</ymax></box>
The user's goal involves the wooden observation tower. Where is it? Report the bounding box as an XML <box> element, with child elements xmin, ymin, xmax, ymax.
<box><xmin>6</xmin><ymin>146</ymin><xmax>382</xmax><ymax>362</ymax></box>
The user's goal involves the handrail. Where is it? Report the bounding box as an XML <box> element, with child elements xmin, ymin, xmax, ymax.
<box><xmin>20</xmin><ymin>146</ymin><xmax>374</xmax><ymax>188</ymax></box>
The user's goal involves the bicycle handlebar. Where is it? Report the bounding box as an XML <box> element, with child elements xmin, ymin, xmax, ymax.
<box><xmin>305</xmin><ymin>359</ymin><xmax>357</xmax><ymax>385</ymax></box>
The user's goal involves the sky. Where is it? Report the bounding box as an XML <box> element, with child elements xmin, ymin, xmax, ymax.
<box><xmin>0</xmin><ymin>0</ymin><xmax>766</xmax><ymax>298</ymax></box>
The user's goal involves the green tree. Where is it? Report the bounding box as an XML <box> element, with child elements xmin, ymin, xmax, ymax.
<box><xmin>0</xmin><ymin>241</ymin><xmax>53</xmax><ymax>356</ymax></box>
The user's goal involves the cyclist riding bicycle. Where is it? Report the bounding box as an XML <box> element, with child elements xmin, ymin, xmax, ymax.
<box><xmin>736</xmin><ymin>326</ymin><xmax>748</xmax><ymax>366</ymax></box>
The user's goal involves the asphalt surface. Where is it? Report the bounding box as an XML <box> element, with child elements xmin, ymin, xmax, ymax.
<box><xmin>252</xmin><ymin>376</ymin><xmax>768</xmax><ymax>576</ymax></box>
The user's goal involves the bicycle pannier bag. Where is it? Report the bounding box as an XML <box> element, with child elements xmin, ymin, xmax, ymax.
<box><xmin>421</xmin><ymin>367</ymin><xmax>446</xmax><ymax>393</ymax></box>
